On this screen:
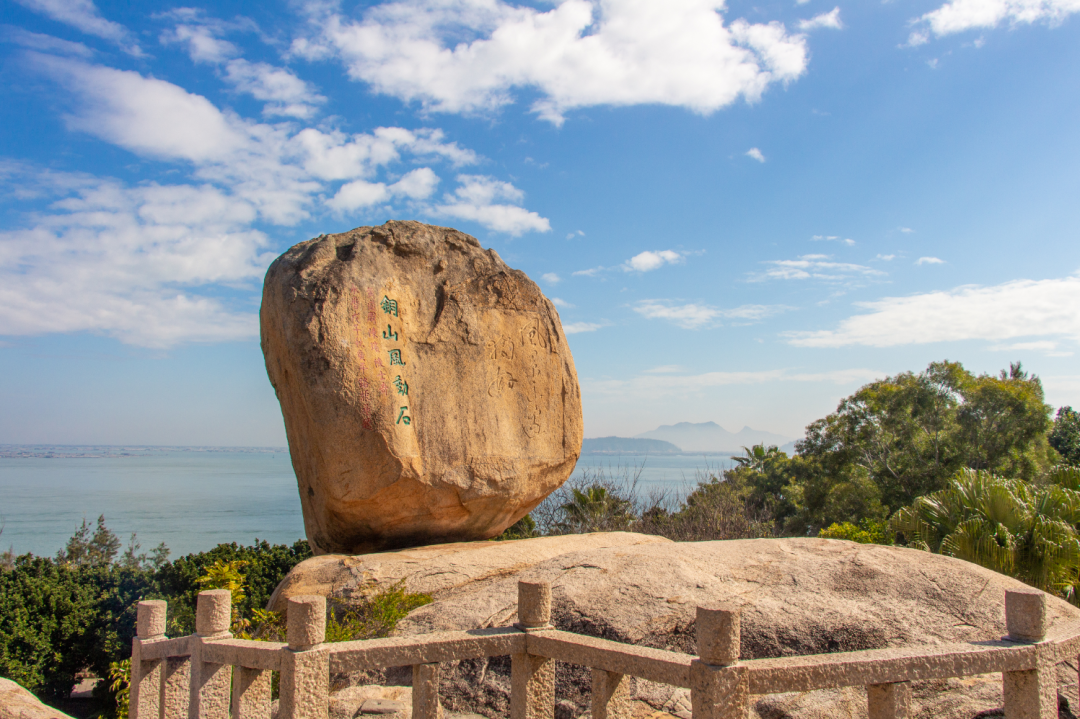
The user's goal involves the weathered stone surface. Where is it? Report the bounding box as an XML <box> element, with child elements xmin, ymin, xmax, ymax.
<box><xmin>0</xmin><ymin>678</ymin><xmax>75</xmax><ymax>719</ymax></box>
<box><xmin>268</xmin><ymin>533</ymin><xmax>669</xmax><ymax>613</ymax></box>
<box><xmin>261</xmin><ymin>221</ymin><xmax>583</xmax><ymax>555</ymax></box>
<box><xmin>272</xmin><ymin>535</ymin><xmax>1080</xmax><ymax>718</ymax></box>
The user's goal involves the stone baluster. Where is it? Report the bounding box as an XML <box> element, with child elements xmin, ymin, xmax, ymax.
<box><xmin>189</xmin><ymin>590</ymin><xmax>233</xmax><ymax>719</ymax></box>
<box><xmin>131</xmin><ymin>600</ymin><xmax>167</xmax><ymax>719</ymax></box>
<box><xmin>867</xmin><ymin>682</ymin><xmax>911</xmax><ymax>719</ymax></box>
<box><xmin>231</xmin><ymin>664</ymin><xmax>273</xmax><ymax>719</ymax></box>
<box><xmin>511</xmin><ymin>581</ymin><xmax>555</xmax><ymax>719</ymax></box>
<box><xmin>413</xmin><ymin>663</ymin><xmax>442</xmax><ymax>719</ymax></box>
<box><xmin>591</xmin><ymin>668</ymin><xmax>630</xmax><ymax>719</ymax></box>
<box><xmin>1002</xmin><ymin>588</ymin><xmax>1055</xmax><ymax>719</ymax></box>
<box><xmin>690</xmin><ymin>605</ymin><xmax>747</xmax><ymax>719</ymax></box>
<box><xmin>279</xmin><ymin>595</ymin><xmax>330</xmax><ymax>719</ymax></box>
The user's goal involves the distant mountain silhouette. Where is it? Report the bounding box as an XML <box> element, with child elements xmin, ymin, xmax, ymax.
<box><xmin>635</xmin><ymin>421</ymin><xmax>795</xmax><ymax>453</ymax></box>
<box><xmin>581</xmin><ymin>437</ymin><xmax>682</xmax><ymax>455</ymax></box>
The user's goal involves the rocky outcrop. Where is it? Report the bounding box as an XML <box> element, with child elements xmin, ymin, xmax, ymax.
<box><xmin>261</xmin><ymin>221</ymin><xmax>583</xmax><ymax>555</ymax></box>
<box><xmin>0</xmin><ymin>679</ymin><xmax>75</xmax><ymax>719</ymax></box>
<box><xmin>275</xmin><ymin>535</ymin><xmax>1080</xmax><ymax>718</ymax></box>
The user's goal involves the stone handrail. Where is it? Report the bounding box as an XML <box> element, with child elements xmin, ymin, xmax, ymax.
<box><xmin>129</xmin><ymin>582</ymin><xmax>1070</xmax><ymax>719</ymax></box>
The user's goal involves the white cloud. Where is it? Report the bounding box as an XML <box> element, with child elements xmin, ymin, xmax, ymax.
<box><xmin>161</xmin><ymin>19</ymin><xmax>326</xmax><ymax>119</ymax></box>
<box><xmin>899</xmin><ymin>227</ymin><xmax>914</xmax><ymax>233</ymax></box>
<box><xmin>542</xmin><ymin>273</ymin><xmax>561</xmax><ymax>284</ymax></box>
<box><xmin>785</xmin><ymin>273</ymin><xmax>1080</xmax><ymax>348</ymax></box>
<box><xmin>586</xmin><ymin>367</ymin><xmax>885</xmax><ymax>397</ymax></box>
<box><xmin>2</xmin><ymin>53</ymin><xmax>544</xmax><ymax>346</ymax></box>
<box><xmin>566</xmin><ymin>230</ymin><xmax>585</xmax><ymax>240</ymax></box>
<box><xmin>14</xmin><ymin>0</ymin><xmax>141</xmax><ymax>54</ymax></box>
<box><xmin>909</xmin><ymin>0</ymin><xmax>1080</xmax><ymax>44</ymax></box>
<box><xmin>0</xmin><ymin>173</ymin><xmax>270</xmax><ymax>348</ymax></box>
<box><xmin>433</xmin><ymin>175</ymin><xmax>551</xmax><ymax>236</ymax></box>
<box><xmin>294</xmin><ymin>0</ymin><xmax>810</xmax><ymax>124</ymax></box>
<box><xmin>990</xmin><ymin>340</ymin><xmax>1072</xmax><ymax>356</ymax></box>
<box><xmin>876</xmin><ymin>254</ymin><xmax>896</xmax><ymax>261</ymax></box>
<box><xmin>564</xmin><ymin>322</ymin><xmax>604</xmax><ymax>334</ymax></box>
<box><xmin>811</xmin><ymin>234</ymin><xmax>855</xmax><ymax>246</ymax></box>
<box><xmin>623</xmin><ymin>250</ymin><xmax>683</xmax><ymax>272</ymax></box>
<box><xmin>643</xmin><ymin>364</ymin><xmax>686</xmax><ymax>374</ymax></box>
<box><xmin>746</xmin><ymin>147</ymin><xmax>766</xmax><ymax>163</ymax></box>
<box><xmin>573</xmin><ymin>267</ymin><xmax>603</xmax><ymax>277</ymax></box>
<box><xmin>551</xmin><ymin>297</ymin><xmax>573</xmax><ymax>308</ymax></box>
<box><xmin>798</xmin><ymin>7</ymin><xmax>843</xmax><ymax>31</ymax></box>
<box><xmin>1</xmin><ymin>27</ymin><xmax>94</xmax><ymax>57</ymax></box>
<box><xmin>633</xmin><ymin>300</ymin><xmax>788</xmax><ymax>329</ymax></box>
<box><xmin>916</xmin><ymin>256</ymin><xmax>945</xmax><ymax>265</ymax></box>
<box><xmin>751</xmin><ymin>254</ymin><xmax>886</xmax><ymax>282</ymax></box>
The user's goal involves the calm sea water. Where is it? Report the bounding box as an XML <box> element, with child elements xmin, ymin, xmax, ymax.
<box><xmin>0</xmin><ymin>447</ymin><xmax>732</xmax><ymax>558</ymax></box>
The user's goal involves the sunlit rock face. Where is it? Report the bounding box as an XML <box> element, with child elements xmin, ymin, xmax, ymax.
<box><xmin>260</xmin><ymin>221</ymin><xmax>583</xmax><ymax>555</ymax></box>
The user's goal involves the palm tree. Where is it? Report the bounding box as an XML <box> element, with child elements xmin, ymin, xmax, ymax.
<box><xmin>890</xmin><ymin>468</ymin><xmax>1080</xmax><ymax>601</ymax></box>
<box><xmin>732</xmin><ymin>444</ymin><xmax>781</xmax><ymax>473</ymax></box>
<box><xmin>558</xmin><ymin>485</ymin><xmax>634</xmax><ymax>533</ymax></box>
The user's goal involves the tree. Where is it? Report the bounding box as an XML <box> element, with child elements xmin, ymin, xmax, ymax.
<box><xmin>796</xmin><ymin>361</ymin><xmax>1055</xmax><ymax>521</ymax></box>
<box><xmin>1050</xmin><ymin>406</ymin><xmax>1080</xmax><ymax>466</ymax></box>
<box><xmin>890</xmin><ymin>468</ymin><xmax>1080</xmax><ymax>601</ymax></box>
<box><xmin>556</xmin><ymin>486</ymin><xmax>634</xmax><ymax>533</ymax></box>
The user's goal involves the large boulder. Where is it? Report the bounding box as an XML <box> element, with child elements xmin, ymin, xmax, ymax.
<box><xmin>273</xmin><ymin>535</ymin><xmax>1080</xmax><ymax>718</ymax></box>
<box><xmin>261</xmin><ymin>221</ymin><xmax>583</xmax><ymax>555</ymax></box>
<box><xmin>0</xmin><ymin>679</ymin><xmax>75</xmax><ymax>719</ymax></box>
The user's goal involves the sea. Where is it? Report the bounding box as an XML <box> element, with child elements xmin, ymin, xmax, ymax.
<box><xmin>0</xmin><ymin>446</ymin><xmax>735</xmax><ymax>559</ymax></box>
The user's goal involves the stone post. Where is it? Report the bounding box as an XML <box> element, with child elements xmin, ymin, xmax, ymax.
<box><xmin>690</xmin><ymin>605</ymin><xmax>748</xmax><ymax>719</ymax></box>
<box><xmin>1002</xmin><ymin>589</ymin><xmax>1055</xmax><ymax>719</ymax></box>
<box><xmin>279</xmin><ymin>595</ymin><xmax>329</xmax><ymax>719</ymax></box>
<box><xmin>591</xmin><ymin>669</ymin><xmax>630</xmax><ymax>719</ymax></box>
<box><xmin>188</xmin><ymin>590</ymin><xmax>233</xmax><ymax>719</ymax></box>
<box><xmin>413</xmin><ymin>663</ymin><xmax>442</xmax><ymax>719</ymax></box>
<box><xmin>130</xmin><ymin>600</ymin><xmax>167</xmax><ymax>719</ymax></box>
<box><xmin>867</xmin><ymin>682</ymin><xmax>910</xmax><ymax>719</ymax></box>
<box><xmin>230</xmin><ymin>667</ymin><xmax>272</xmax><ymax>719</ymax></box>
<box><xmin>511</xmin><ymin>581</ymin><xmax>555</xmax><ymax>719</ymax></box>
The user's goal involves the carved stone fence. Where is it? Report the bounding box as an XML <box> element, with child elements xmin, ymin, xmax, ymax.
<box><xmin>130</xmin><ymin>582</ymin><xmax>1078</xmax><ymax>719</ymax></box>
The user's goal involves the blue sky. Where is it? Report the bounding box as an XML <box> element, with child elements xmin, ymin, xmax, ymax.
<box><xmin>1</xmin><ymin>0</ymin><xmax>1078</xmax><ymax>445</ymax></box>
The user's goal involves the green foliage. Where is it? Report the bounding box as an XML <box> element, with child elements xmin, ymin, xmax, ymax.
<box><xmin>109</xmin><ymin>659</ymin><xmax>130</xmax><ymax>719</ymax></box>
<box><xmin>0</xmin><ymin>518</ymin><xmax>312</xmax><ymax>710</ymax></box>
<box><xmin>638</xmin><ymin>472</ymin><xmax>774</xmax><ymax>541</ymax></box>
<box><xmin>792</xmin><ymin>361</ymin><xmax>1055</xmax><ymax>534</ymax></box>
<box><xmin>248</xmin><ymin>581</ymin><xmax>432</xmax><ymax>644</ymax></box>
<box><xmin>890</xmin><ymin>469</ymin><xmax>1080</xmax><ymax>600</ymax></box>
<box><xmin>557</xmin><ymin>485</ymin><xmax>635</xmax><ymax>533</ymax></box>
<box><xmin>1050</xmin><ymin>406</ymin><xmax>1080</xmax><ymax>466</ymax></box>
<box><xmin>494</xmin><ymin>515</ymin><xmax>539</xmax><ymax>540</ymax></box>
<box><xmin>154</xmin><ymin>539</ymin><xmax>312</xmax><ymax>636</ymax></box>
<box><xmin>819</xmin><ymin>519</ymin><xmax>894</xmax><ymax>545</ymax></box>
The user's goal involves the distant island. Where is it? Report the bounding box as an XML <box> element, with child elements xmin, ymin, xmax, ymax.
<box><xmin>581</xmin><ymin>437</ymin><xmax>683</xmax><ymax>455</ymax></box>
<box><xmin>582</xmin><ymin>421</ymin><xmax>798</xmax><ymax>455</ymax></box>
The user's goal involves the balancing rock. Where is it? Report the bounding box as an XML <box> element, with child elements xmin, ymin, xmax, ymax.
<box><xmin>260</xmin><ymin>221</ymin><xmax>583</xmax><ymax>555</ymax></box>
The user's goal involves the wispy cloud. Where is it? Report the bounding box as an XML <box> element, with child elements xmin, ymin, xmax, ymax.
<box><xmin>551</xmin><ymin>297</ymin><xmax>573</xmax><ymax>308</ymax></box>
<box><xmin>542</xmin><ymin>273</ymin><xmax>561</xmax><ymax>284</ymax></box>
<box><xmin>586</xmin><ymin>367</ymin><xmax>884</xmax><ymax>397</ymax></box>
<box><xmin>750</xmin><ymin>255</ymin><xmax>886</xmax><ymax>282</ymax></box>
<box><xmin>916</xmin><ymin>256</ymin><xmax>945</xmax><ymax>265</ymax></box>
<box><xmin>564</xmin><ymin>322</ymin><xmax>605</xmax><ymax>334</ymax></box>
<box><xmin>290</xmin><ymin>0</ymin><xmax>810</xmax><ymax>125</ymax></box>
<box><xmin>634</xmin><ymin>300</ymin><xmax>789</xmax><ymax>329</ymax></box>
<box><xmin>811</xmin><ymin>234</ymin><xmax>855</xmax><ymax>246</ymax></box>
<box><xmin>798</xmin><ymin>7</ymin><xmax>843</xmax><ymax>31</ymax></box>
<box><xmin>14</xmin><ymin>0</ymin><xmax>142</xmax><ymax>54</ymax></box>
<box><xmin>566</xmin><ymin>230</ymin><xmax>585</xmax><ymax>240</ymax></box>
<box><xmin>785</xmin><ymin>273</ymin><xmax>1080</xmax><ymax>349</ymax></box>
<box><xmin>908</xmin><ymin>0</ymin><xmax>1080</xmax><ymax>46</ymax></box>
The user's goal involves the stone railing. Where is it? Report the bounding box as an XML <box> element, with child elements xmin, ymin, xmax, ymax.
<box><xmin>129</xmin><ymin>582</ymin><xmax>1076</xmax><ymax>719</ymax></box>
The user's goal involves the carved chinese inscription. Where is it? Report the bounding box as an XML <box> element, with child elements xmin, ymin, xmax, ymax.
<box><xmin>350</xmin><ymin>287</ymin><xmax>413</xmax><ymax>430</ymax></box>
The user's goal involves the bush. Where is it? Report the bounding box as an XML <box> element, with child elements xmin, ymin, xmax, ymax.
<box><xmin>819</xmin><ymin>519</ymin><xmax>894</xmax><ymax>545</ymax></box>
